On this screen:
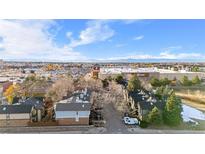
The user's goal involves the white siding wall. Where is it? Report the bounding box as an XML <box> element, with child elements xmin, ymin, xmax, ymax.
<box><xmin>56</xmin><ymin>111</ymin><xmax>90</xmax><ymax>119</ymax></box>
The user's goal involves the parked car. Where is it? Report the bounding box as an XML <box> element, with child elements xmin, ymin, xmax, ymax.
<box><xmin>123</xmin><ymin>116</ymin><xmax>138</xmax><ymax>125</ymax></box>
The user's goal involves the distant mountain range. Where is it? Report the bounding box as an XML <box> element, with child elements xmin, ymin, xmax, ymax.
<box><xmin>124</xmin><ymin>58</ymin><xmax>205</xmax><ymax>63</ymax></box>
<box><xmin>2</xmin><ymin>58</ymin><xmax>205</xmax><ymax>63</ymax></box>
<box><xmin>94</xmin><ymin>58</ymin><xmax>205</xmax><ymax>63</ymax></box>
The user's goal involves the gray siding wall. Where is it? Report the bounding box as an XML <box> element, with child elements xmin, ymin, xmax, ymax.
<box><xmin>0</xmin><ymin>113</ymin><xmax>30</xmax><ymax>120</ymax></box>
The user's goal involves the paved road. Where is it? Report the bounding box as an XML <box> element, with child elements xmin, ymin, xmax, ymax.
<box><xmin>1</xmin><ymin>126</ymin><xmax>205</xmax><ymax>134</ymax></box>
<box><xmin>0</xmin><ymin>124</ymin><xmax>205</xmax><ymax>134</ymax></box>
<box><xmin>0</xmin><ymin>126</ymin><xmax>92</xmax><ymax>134</ymax></box>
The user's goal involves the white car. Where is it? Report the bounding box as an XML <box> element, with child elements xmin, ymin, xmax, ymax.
<box><xmin>123</xmin><ymin>117</ymin><xmax>138</xmax><ymax>125</ymax></box>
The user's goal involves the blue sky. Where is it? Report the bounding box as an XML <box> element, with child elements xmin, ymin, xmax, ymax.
<box><xmin>0</xmin><ymin>19</ymin><xmax>205</xmax><ymax>61</ymax></box>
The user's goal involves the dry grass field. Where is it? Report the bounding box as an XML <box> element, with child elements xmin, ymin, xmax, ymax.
<box><xmin>174</xmin><ymin>86</ymin><xmax>205</xmax><ymax>111</ymax></box>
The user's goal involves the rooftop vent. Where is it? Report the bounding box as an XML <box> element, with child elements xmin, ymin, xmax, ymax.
<box><xmin>80</xmin><ymin>94</ymin><xmax>84</xmax><ymax>99</ymax></box>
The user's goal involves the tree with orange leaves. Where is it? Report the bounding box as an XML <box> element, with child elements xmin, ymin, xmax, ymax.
<box><xmin>3</xmin><ymin>84</ymin><xmax>20</xmax><ymax>104</ymax></box>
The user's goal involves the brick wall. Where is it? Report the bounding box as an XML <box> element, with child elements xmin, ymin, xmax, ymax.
<box><xmin>57</xmin><ymin>118</ymin><xmax>89</xmax><ymax>125</ymax></box>
<box><xmin>0</xmin><ymin>119</ymin><xmax>30</xmax><ymax>127</ymax></box>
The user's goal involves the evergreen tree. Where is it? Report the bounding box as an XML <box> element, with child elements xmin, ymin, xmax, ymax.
<box><xmin>155</xmin><ymin>86</ymin><xmax>164</xmax><ymax>100</ymax></box>
<box><xmin>191</xmin><ymin>66</ymin><xmax>199</xmax><ymax>72</ymax></box>
<box><xmin>163</xmin><ymin>93</ymin><xmax>182</xmax><ymax>126</ymax></box>
<box><xmin>148</xmin><ymin>107</ymin><xmax>163</xmax><ymax>125</ymax></box>
<box><xmin>102</xmin><ymin>78</ymin><xmax>109</xmax><ymax>88</ymax></box>
<box><xmin>127</xmin><ymin>75</ymin><xmax>141</xmax><ymax>92</ymax></box>
<box><xmin>155</xmin><ymin>86</ymin><xmax>173</xmax><ymax>101</ymax></box>
<box><xmin>160</xmin><ymin>77</ymin><xmax>171</xmax><ymax>86</ymax></box>
<box><xmin>181</xmin><ymin>76</ymin><xmax>192</xmax><ymax>86</ymax></box>
<box><xmin>115</xmin><ymin>74</ymin><xmax>124</xmax><ymax>84</ymax></box>
<box><xmin>107</xmin><ymin>76</ymin><xmax>113</xmax><ymax>81</ymax></box>
<box><xmin>150</xmin><ymin>77</ymin><xmax>161</xmax><ymax>87</ymax></box>
<box><xmin>192</xmin><ymin>75</ymin><xmax>201</xmax><ymax>85</ymax></box>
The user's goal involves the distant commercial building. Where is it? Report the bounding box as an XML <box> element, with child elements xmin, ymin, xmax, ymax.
<box><xmin>158</xmin><ymin>69</ymin><xmax>205</xmax><ymax>80</ymax></box>
<box><xmin>99</xmin><ymin>67</ymin><xmax>160</xmax><ymax>80</ymax></box>
<box><xmin>0</xmin><ymin>59</ymin><xmax>3</xmax><ymax>69</ymax></box>
<box><xmin>99</xmin><ymin>67</ymin><xmax>205</xmax><ymax>81</ymax></box>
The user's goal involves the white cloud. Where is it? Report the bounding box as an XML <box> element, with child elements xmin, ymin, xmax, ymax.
<box><xmin>133</xmin><ymin>35</ymin><xmax>144</xmax><ymax>40</ymax></box>
<box><xmin>159</xmin><ymin>51</ymin><xmax>202</xmax><ymax>59</ymax></box>
<box><xmin>0</xmin><ymin>20</ymin><xmax>86</xmax><ymax>61</ymax></box>
<box><xmin>163</xmin><ymin>46</ymin><xmax>182</xmax><ymax>52</ymax></box>
<box><xmin>66</xmin><ymin>31</ymin><xmax>73</xmax><ymax>39</ymax></box>
<box><xmin>122</xmin><ymin>19</ymin><xmax>143</xmax><ymax>24</ymax></box>
<box><xmin>69</xmin><ymin>20</ymin><xmax>115</xmax><ymax>48</ymax></box>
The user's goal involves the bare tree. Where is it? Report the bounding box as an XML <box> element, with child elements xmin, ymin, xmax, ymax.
<box><xmin>46</xmin><ymin>76</ymin><xmax>74</xmax><ymax>102</ymax></box>
<box><xmin>87</xmin><ymin>78</ymin><xmax>103</xmax><ymax>92</ymax></box>
<box><xmin>77</xmin><ymin>77</ymin><xmax>102</xmax><ymax>92</ymax></box>
<box><xmin>44</xmin><ymin>97</ymin><xmax>54</xmax><ymax>121</ymax></box>
<box><xmin>108</xmin><ymin>81</ymin><xmax>128</xmax><ymax>112</ymax></box>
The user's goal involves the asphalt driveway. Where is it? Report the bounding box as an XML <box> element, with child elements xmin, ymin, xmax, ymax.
<box><xmin>103</xmin><ymin>103</ymin><xmax>130</xmax><ymax>134</ymax></box>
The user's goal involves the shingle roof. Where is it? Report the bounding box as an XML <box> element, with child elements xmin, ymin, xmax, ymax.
<box><xmin>56</xmin><ymin>103</ymin><xmax>91</xmax><ymax>111</ymax></box>
<box><xmin>128</xmin><ymin>90</ymin><xmax>165</xmax><ymax>110</ymax></box>
<box><xmin>21</xmin><ymin>97</ymin><xmax>44</xmax><ymax>110</ymax></box>
<box><xmin>72</xmin><ymin>88</ymin><xmax>91</xmax><ymax>103</ymax></box>
<box><xmin>0</xmin><ymin>105</ymin><xmax>33</xmax><ymax>114</ymax></box>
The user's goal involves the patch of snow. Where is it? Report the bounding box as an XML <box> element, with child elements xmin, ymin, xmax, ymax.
<box><xmin>182</xmin><ymin>116</ymin><xmax>199</xmax><ymax>125</ymax></box>
<box><xmin>182</xmin><ymin>104</ymin><xmax>205</xmax><ymax>124</ymax></box>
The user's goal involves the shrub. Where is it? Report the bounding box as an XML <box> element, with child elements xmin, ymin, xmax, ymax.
<box><xmin>139</xmin><ymin>121</ymin><xmax>149</xmax><ymax>128</ymax></box>
<box><xmin>127</xmin><ymin>75</ymin><xmax>141</xmax><ymax>92</ymax></box>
